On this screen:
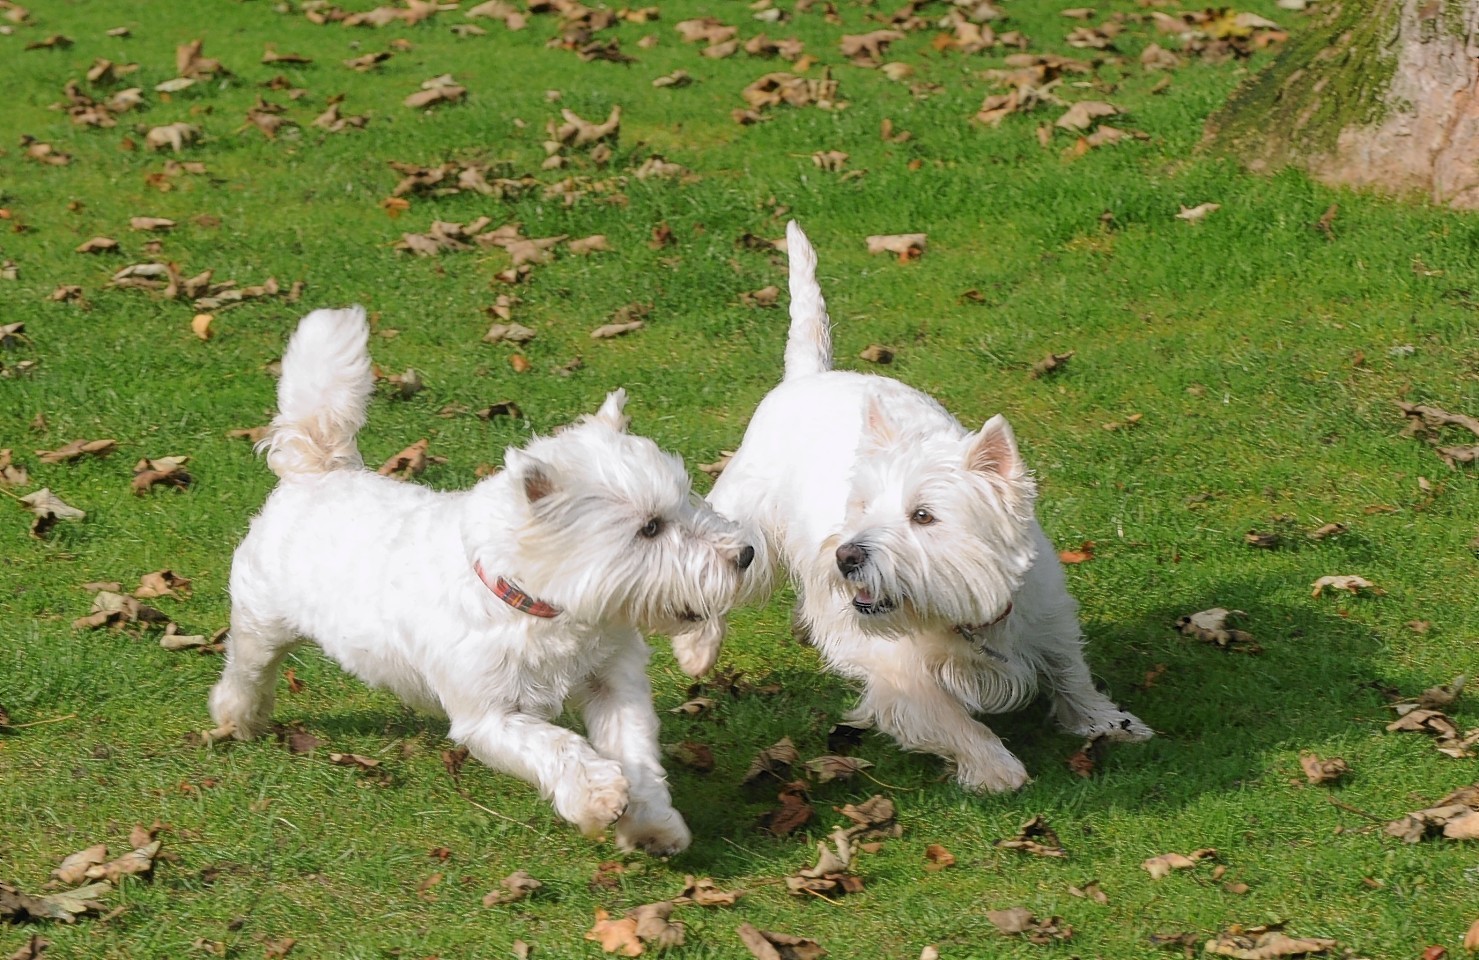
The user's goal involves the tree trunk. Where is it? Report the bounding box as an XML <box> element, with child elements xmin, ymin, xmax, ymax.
<box><xmin>1203</xmin><ymin>0</ymin><xmax>1479</xmax><ymax>209</ymax></box>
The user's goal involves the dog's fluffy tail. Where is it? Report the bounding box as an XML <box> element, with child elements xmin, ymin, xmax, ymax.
<box><xmin>783</xmin><ymin>220</ymin><xmax>833</xmax><ymax>381</ymax></box>
<box><xmin>262</xmin><ymin>306</ymin><xmax>374</xmax><ymax>479</ymax></box>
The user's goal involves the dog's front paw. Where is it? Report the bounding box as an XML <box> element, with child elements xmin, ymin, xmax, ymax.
<box><xmin>559</xmin><ymin>760</ymin><xmax>630</xmax><ymax>837</ymax></box>
<box><xmin>1071</xmin><ymin>710</ymin><xmax>1154</xmax><ymax>743</ymax></box>
<box><xmin>669</xmin><ymin>619</ymin><xmax>726</xmax><ymax>679</ymax></box>
<box><xmin>614</xmin><ymin>805</ymin><xmax>691</xmax><ymax>857</ymax></box>
<box><xmin>955</xmin><ymin>746</ymin><xmax>1032</xmax><ymax>794</ymax></box>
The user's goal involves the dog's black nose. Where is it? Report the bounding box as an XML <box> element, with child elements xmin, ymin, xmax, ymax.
<box><xmin>836</xmin><ymin>542</ymin><xmax>867</xmax><ymax>575</ymax></box>
<box><xmin>736</xmin><ymin>545</ymin><xmax>755</xmax><ymax>570</ymax></box>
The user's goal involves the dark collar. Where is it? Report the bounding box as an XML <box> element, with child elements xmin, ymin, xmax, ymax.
<box><xmin>474</xmin><ymin>561</ymin><xmax>560</xmax><ymax>619</ymax></box>
<box><xmin>955</xmin><ymin>602</ymin><xmax>1013</xmax><ymax>662</ymax></box>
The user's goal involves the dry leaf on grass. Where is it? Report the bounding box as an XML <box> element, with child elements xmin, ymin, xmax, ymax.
<box><xmin>1298</xmin><ymin>753</ymin><xmax>1349</xmax><ymax>785</ymax></box>
<box><xmin>19</xmin><ymin>488</ymin><xmax>86</xmax><ymax>538</ymax></box>
<box><xmin>786</xmin><ymin>828</ymin><xmax>863</xmax><ymax>897</ymax></box>
<box><xmin>669</xmin><ymin>696</ymin><xmax>715</xmax><ymax>716</ymax></box>
<box><xmin>1175</xmin><ymin>607</ymin><xmax>1260</xmax><ymax>653</ymax></box>
<box><xmin>673</xmin><ymin>875</ymin><xmax>742</xmax><ymax>907</ymax></box>
<box><xmin>591</xmin><ymin>320</ymin><xmax>644</xmax><ymax>339</ymax></box>
<box><xmin>1067</xmin><ymin>734</ymin><xmax>1108</xmax><ymax>778</ymax></box>
<box><xmin>0</xmin><ymin>450</ymin><xmax>29</xmax><ymax>488</ymax></box>
<box><xmin>1204</xmin><ymin>924</ymin><xmax>1337</xmax><ymax>958</ymax></box>
<box><xmin>923</xmin><ymin>843</ymin><xmax>955</xmax><ymax>871</ymax></box>
<box><xmin>50</xmin><ymin>845</ymin><xmax>108</xmax><ymax>887</ymax></box>
<box><xmin>378</xmin><ymin>439</ymin><xmax>429</xmax><ymax>479</ymax></box>
<box><xmin>804</xmin><ymin>754</ymin><xmax>872</xmax><ymax>783</ymax></box>
<box><xmin>736</xmin><ymin>923</ymin><xmax>825</xmax><ymax>960</ymax></box>
<box><xmin>132</xmin><ymin>456</ymin><xmax>191</xmax><ymax>494</ymax></box>
<box><xmin>550</xmin><ymin>105</ymin><xmax>621</xmax><ymax>148</ymax></box>
<box><xmin>0</xmin><ymin>880</ymin><xmax>111</xmax><ymax>923</ymax></box>
<box><xmin>840</xmin><ymin>794</ymin><xmax>902</xmax><ymax>839</ymax></box>
<box><xmin>344</xmin><ymin>50</ymin><xmax>393</xmax><ymax>70</ymax></box>
<box><xmin>484</xmin><ymin>323</ymin><xmax>536</xmax><ymax>344</ymax></box>
<box><xmin>758</xmin><ymin>780</ymin><xmax>814</xmax><ymax>837</ymax></box>
<box><xmin>568</xmin><ymin>234</ymin><xmax>611</xmax><ymax>254</ymax></box>
<box><xmin>135</xmin><ymin>569</ymin><xmax>191</xmax><ymax>599</ymax></box>
<box><xmin>1029</xmin><ymin>350</ymin><xmax>1074</xmax><ymax>378</ymax></box>
<box><xmin>1055</xmin><ymin>100</ymin><xmax>1118</xmax><ymax>131</ymax></box>
<box><xmin>1142</xmin><ymin>847</ymin><xmax>1216</xmax><ymax>879</ymax></box>
<box><xmin>664</xmin><ymin>740</ymin><xmax>715</xmax><ymax>772</ymax></box>
<box><xmin>865</xmin><ymin>233</ymin><xmax>926</xmax><ymax>260</ymax></box>
<box><xmin>839</xmin><ymin>29</ymin><xmax>904</xmax><ymax>65</ymax></box>
<box><xmin>699</xmin><ymin>451</ymin><xmax>734</xmax><ymax>477</ymax></box>
<box><xmin>1058</xmin><ymin>541</ymin><xmax>1094</xmax><ymax>563</ymax></box>
<box><xmin>1068</xmin><ymin>880</ymin><xmax>1109</xmax><ymax>904</ymax></box>
<box><xmin>744</xmin><ymin>737</ymin><xmax>799</xmax><ymax>784</ymax></box>
<box><xmin>483</xmin><ymin>870</ymin><xmax>541</xmax><ymax>906</ymax></box>
<box><xmin>1310</xmin><ymin>575</ymin><xmax>1382</xmax><ymax>598</ymax></box>
<box><xmin>405</xmin><ymin>74</ymin><xmax>466</xmax><ymax>109</ymax></box>
<box><xmin>987</xmin><ymin>907</ymin><xmax>1073</xmax><ymax>943</ymax></box>
<box><xmin>858</xmin><ymin>344</ymin><xmax>894</xmax><ymax>364</ymax></box>
<box><xmin>37</xmin><ymin>439</ymin><xmax>117</xmax><ymax>464</ymax></box>
<box><xmin>129</xmin><ymin>216</ymin><xmax>175</xmax><ymax>232</ymax></box>
<box><xmin>74</xmin><ymin>236</ymin><xmax>119</xmax><ymax>254</ymax></box>
<box><xmin>1177</xmin><ymin>202</ymin><xmax>1221</xmax><ymax>223</ymax></box>
<box><xmin>586</xmin><ymin>902</ymin><xmax>685</xmax><ymax>955</ymax></box>
<box><xmin>995</xmin><ymin>815</ymin><xmax>1065</xmax><ymax>857</ymax></box>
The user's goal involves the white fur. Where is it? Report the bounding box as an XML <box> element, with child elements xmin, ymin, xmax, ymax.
<box><xmin>211</xmin><ymin>306</ymin><xmax>754</xmax><ymax>853</ymax></box>
<box><xmin>690</xmin><ymin>223</ymin><xmax>1152</xmax><ymax>792</ymax></box>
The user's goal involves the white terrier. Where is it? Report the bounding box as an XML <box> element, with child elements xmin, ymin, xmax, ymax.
<box><xmin>209</xmin><ymin>306</ymin><xmax>754</xmax><ymax>854</ymax></box>
<box><xmin>690</xmin><ymin>223</ymin><xmax>1152</xmax><ymax>792</ymax></box>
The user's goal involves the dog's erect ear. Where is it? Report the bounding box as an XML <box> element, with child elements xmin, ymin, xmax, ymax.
<box><xmin>506</xmin><ymin>448</ymin><xmax>558</xmax><ymax>503</ymax></box>
<box><xmin>965</xmin><ymin>414</ymin><xmax>1026</xmax><ymax>480</ymax></box>
<box><xmin>861</xmin><ymin>393</ymin><xmax>900</xmax><ymax>450</ymax></box>
<box><xmin>593</xmin><ymin>388</ymin><xmax>629</xmax><ymax>433</ymax></box>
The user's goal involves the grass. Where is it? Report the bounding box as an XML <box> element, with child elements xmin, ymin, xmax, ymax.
<box><xmin>2</xmin><ymin>0</ymin><xmax>1478</xmax><ymax>957</ymax></box>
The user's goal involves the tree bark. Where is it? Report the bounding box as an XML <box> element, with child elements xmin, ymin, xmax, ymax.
<box><xmin>1204</xmin><ymin>0</ymin><xmax>1479</xmax><ymax>209</ymax></box>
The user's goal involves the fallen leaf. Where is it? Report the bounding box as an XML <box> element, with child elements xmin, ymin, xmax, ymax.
<box><xmin>865</xmin><ymin>233</ymin><xmax>926</xmax><ymax>260</ymax></box>
<box><xmin>664</xmin><ymin>740</ymin><xmax>715</xmax><ymax>772</ymax></box>
<box><xmin>1299</xmin><ymin>753</ymin><xmax>1349</xmax><ymax>785</ymax></box>
<box><xmin>0</xmin><ymin>880</ymin><xmax>110</xmax><ymax>923</ymax></box>
<box><xmin>135</xmin><ymin>570</ymin><xmax>191</xmax><ymax>599</ymax></box>
<box><xmin>1068</xmin><ymin>880</ymin><xmax>1109</xmax><ymax>904</ymax></box>
<box><xmin>74</xmin><ymin>237</ymin><xmax>118</xmax><ymax>254</ymax></box>
<box><xmin>786</xmin><ymin>828</ymin><xmax>863</xmax><ymax>897</ymax></box>
<box><xmin>0</xmin><ymin>449</ymin><xmax>28</xmax><ymax>487</ymax></box>
<box><xmin>1056</xmin><ymin>100</ymin><xmax>1118</xmax><ymax>131</ymax></box>
<box><xmin>759</xmin><ymin>780</ymin><xmax>815</xmax><ymax>837</ymax></box>
<box><xmin>1463</xmin><ymin>918</ymin><xmax>1479</xmax><ymax>951</ymax></box>
<box><xmin>669</xmin><ymin>696</ymin><xmax>715</xmax><ymax>716</ymax></box>
<box><xmin>1176</xmin><ymin>202</ymin><xmax>1221</xmax><ymax>223</ymax></box>
<box><xmin>804</xmin><ymin>754</ymin><xmax>872</xmax><ymax>783</ymax></box>
<box><xmin>329</xmin><ymin>753</ymin><xmax>380</xmax><ymax>770</ymax></box>
<box><xmin>483</xmin><ymin>870</ymin><xmax>541</xmax><ymax>906</ymax></box>
<box><xmin>1175</xmin><ymin>607</ymin><xmax>1261</xmax><ymax>653</ymax></box>
<box><xmin>995</xmin><ymin>815</ymin><xmax>1065</xmax><ymax>857</ymax></box>
<box><xmin>840</xmin><ymin>794</ymin><xmax>902</xmax><ymax>839</ymax></box>
<box><xmin>858</xmin><ymin>344</ymin><xmax>894</xmax><ymax>364</ymax></box>
<box><xmin>1141</xmin><ymin>847</ymin><xmax>1216</xmax><ymax>879</ymax></box>
<box><xmin>378</xmin><ymin>439</ymin><xmax>429</xmax><ymax>479</ymax></box>
<box><xmin>19</xmin><ymin>488</ymin><xmax>86</xmax><ymax>538</ymax></box>
<box><xmin>652</xmin><ymin>68</ymin><xmax>692</xmax><ymax>88</ymax></box>
<box><xmin>1066</xmin><ymin>734</ymin><xmax>1108</xmax><ymax>777</ymax></box>
<box><xmin>568</xmin><ymin>234</ymin><xmax>611</xmax><ymax>254</ymax></box>
<box><xmin>987</xmin><ymin>907</ymin><xmax>1073</xmax><ymax>943</ymax></box>
<box><xmin>923</xmin><ymin>843</ymin><xmax>955</xmax><ymax>871</ymax></box>
<box><xmin>1058</xmin><ymin>541</ymin><xmax>1094</xmax><ymax>564</ymax></box>
<box><xmin>1204</xmin><ymin>924</ymin><xmax>1337</xmax><ymax>958</ymax></box>
<box><xmin>839</xmin><ymin>29</ymin><xmax>904</xmax><ymax>66</ymax></box>
<box><xmin>277</xmin><ymin>725</ymin><xmax>323</xmax><ymax>755</ymax></box>
<box><xmin>591</xmin><ymin>320</ymin><xmax>645</xmax><ymax>339</ymax></box>
<box><xmin>736</xmin><ymin>924</ymin><xmax>825</xmax><ymax>960</ymax></box>
<box><xmin>1308</xmin><ymin>522</ymin><xmax>1347</xmax><ymax>541</ymax></box>
<box><xmin>674</xmin><ymin>875</ymin><xmax>742</xmax><ymax>907</ymax></box>
<box><xmin>37</xmin><ymin>438</ymin><xmax>117</xmax><ymax>464</ymax></box>
<box><xmin>744</xmin><ymin>736</ymin><xmax>799</xmax><ymax>784</ymax></box>
<box><xmin>1029</xmin><ymin>351</ymin><xmax>1074</xmax><ymax>378</ymax></box>
<box><xmin>190</xmin><ymin>313</ymin><xmax>213</xmax><ymax>341</ymax></box>
<box><xmin>131</xmin><ymin>455</ymin><xmax>191</xmax><ymax>494</ymax></box>
<box><xmin>85</xmin><ymin>840</ymin><xmax>161</xmax><ymax>882</ymax></box>
<box><xmin>1310</xmin><ymin>575</ymin><xmax>1382</xmax><ymax>598</ymax></box>
<box><xmin>50</xmin><ymin>844</ymin><xmax>108</xmax><ymax>886</ymax></box>
<box><xmin>405</xmin><ymin>74</ymin><xmax>466</xmax><ymax>109</ymax></box>
<box><xmin>699</xmin><ymin>451</ymin><xmax>734</xmax><ymax>477</ymax></box>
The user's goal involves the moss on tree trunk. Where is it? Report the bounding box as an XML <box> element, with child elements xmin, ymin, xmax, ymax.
<box><xmin>1204</xmin><ymin>0</ymin><xmax>1479</xmax><ymax>209</ymax></box>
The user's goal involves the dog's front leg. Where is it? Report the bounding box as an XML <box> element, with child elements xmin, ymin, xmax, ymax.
<box><xmin>449</xmin><ymin>711</ymin><xmax>629</xmax><ymax>838</ymax></box>
<box><xmin>855</xmin><ymin>672</ymin><xmax>1031</xmax><ymax>793</ymax></box>
<box><xmin>575</xmin><ymin>642</ymin><xmax>691</xmax><ymax>856</ymax></box>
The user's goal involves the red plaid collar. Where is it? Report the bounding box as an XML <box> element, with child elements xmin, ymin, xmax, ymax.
<box><xmin>474</xmin><ymin>561</ymin><xmax>560</xmax><ymax>619</ymax></box>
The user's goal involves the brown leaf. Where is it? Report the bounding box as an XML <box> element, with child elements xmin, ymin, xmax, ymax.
<box><xmin>483</xmin><ymin>869</ymin><xmax>541</xmax><ymax>906</ymax></box>
<box><xmin>674</xmin><ymin>875</ymin><xmax>742</xmax><ymax>907</ymax></box>
<box><xmin>0</xmin><ymin>449</ymin><xmax>28</xmax><ymax>488</ymax></box>
<box><xmin>1057</xmin><ymin>541</ymin><xmax>1094</xmax><ymax>564</ymax></box>
<box><xmin>344</xmin><ymin>51</ymin><xmax>393</xmax><ymax>71</ymax></box>
<box><xmin>995</xmin><ymin>815</ymin><xmax>1065</xmax><ymax>857</ymax></box>
<box><xmin>987</xmin><ymin>907</ymin><xmax>1073</xmax><ymax>943</ymax></box>
<box><xmin>1298</xmin><ymin>753</ymin><xmax>1349</xmax><ymax>785</ymax></box>
<box><xmin>1141</xmin><ymin>847</ymin><xmax>1216</xmax><ymax>879</ymax></box>
<box><xmin>1307</xmin><ymin>522</ymin><xmax>1347</xmax><ymax>541</ymax></box>
<box><xmin>263</xmin><ymin>938</ymin><xmax>296</xmax><ymax>959</ymax></box>
<box><xmin>864</xmin><ymin>233</ymin><xmax>926</xmax><ymax>260</ymax></box>
<box><xmin>19</xmin><ymin>488</ymin><xmax>86</xmax><ymax>538</ymax></box>
<box><xmin>329</xmin><ymin>753</ymin><xmax>380</xmax><ymax>770</ymax></box>
<box><xmin>1310</xmin><ymin>575</ymin><xmax>1382</xmax><ymax>598</ymax></box>
<box><xmin>191</xmin><ymin>313</ymin><xmax>214</xmax><ymax>340</ymax></box>
<box><xmin>551</xmin><ymin>105</ymin><xmax>621</xmax><ymax>148</ymax></box>
<box><xmin>1029</xmin><ymin>350</ymin><xmax>1075</xmax><ymax>378</ymax></box>
<box><xmin>840</xmin><ymin>795</ymin><xmax>902</xmax><ymax>839</ymax></box>
<box><xmin>1066</xmin><ymin>735</ymin><xmax>1108</xmax><ymax>778</ymax></box>
<box><xmin>858</xmin><ymin>344</ymin><xmax>894</xmax><ymax>364</ymax></box>
<box><xmin>664</xmin><ymin>740</ymin><xmax>716</xmax><ymax>772</ymax></box>
<box><xmin>405</xmin><ymin>75</ymin><xmax>466</xmax><ymax>109</ymax></box>
<box><xmin>759</xmin><ymin>780</ymin><xmax>814</xmax><ymax>836</ymax></box>
<box><xmin>1067</xmin><ymin>880</ymin><xmax>1109</xmax><ymax>904</ymax></box>
<box><xmin>476</xmin><ymin>401</ymin><xmax>523</xmax><ymax>420</ymax></box>
<box><xmin>839</xmin><ymin>29</ymin><xmax>904</xmax><ymax>66</ymax></box>
<box><xmin>1176</xmin><ymin>202</ymin><xmax>1221</xmax><ymax>223</ymax></box>
<box><xmin>744</xmin><ymin>736</ymin><xmax>799</xmax><ymax>784</ymax></box>
<box><xmin>1175</xmin><ymin>607</ymin><xmax>1261</xmax><ymax>654</ymax></box>
<box><xmin>441</xmin><ymin>746</ymin><xmax>469</xmax><ymax>779</ymax></box>
<box><xmin>1055</xmin><ymin>100</ymin><xmax>1118</xmax><ymax>131</ymax></box>
<box><xmin>37</xmin><ymin>438</ymin><xmax>117</xmax><ymax>464</ymax></box>
<box><xmin>736</xmin><ymin>924</ymin><xmax>826</xmax><ymax>960</ymax></box>
<box><xmin>923</xmin><ymin>843</ymin><xmax>955</xmax><ymax>871</ymax></box>
<box><xmin>132</xmin><ymin>455</ymin><xmax>191</xmax><ymax>494</ymax></box>
<box><xmin>1204</xmin><ymin>924</ymin><xmax>1337</xmax><ymax>959</ymax></box>
<box><xmin>277</xmin><ymin>726</ymin><xmax>323</xmax><ymax>755</ymax></box>
<box><xmin>803</xmin><ymin>754</ymin><xmax>872</xmax><ymax>783</ymax></box>
<box><xmin>144</xmin><ymin>122</ymin><xmax>200</xmax><ymax>153</ymax></box>
<box><xmin>50</xmin><ymin>844</ymin><xmax>108</xmax><ymax>887</ymax></box>
<box><xmin>568</xmin><ymin>234</ymin><xmax>611</xmax><ymax>254</ymax></box>
<box><xmin>378</xmin><ymin>439</ymin><xmax>429</xmax><ymax>479</ymax></box>
<box><xmin>130</xmin><ymin>216</ymin><xmax>176</xmax><ymax>232</ymax></box>
<box><xmin>741</xmin><ymin>285</ymin><xmax>781</xmax><ymax>308</ymax></box>
<box><xmin>591</xmin><ymin>320</ymin><xmax>645</xmax><ymax>339</ymax></box>
<box><xmin>1463</xmin><ymin>918</ymin><xmax>1479</xmax><ymax>951</ymax></box>
<box><xmin>74</xmin><ymin>237</ymin><xmax>118</xmax><ymax>254</ymax></box>
<box><xmin>698</xmin><ymin>451</ymin><xmax>734</xmax><ymax>478</ymax></box>
<box><xmin>135</xmin><ymin>569</ymin><xmax>191</xmax><ymax>599</ymax></box>
<box><xmin>84</xmin><ymin>840</ymin><xmax>161</xmax><ymax>882</ymax></box>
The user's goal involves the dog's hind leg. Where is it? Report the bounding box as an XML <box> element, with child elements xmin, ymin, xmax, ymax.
<box><xmin>209</xmin><ymin>610</ymin><xmax>301</xmax><ymax>740</ymax></box>
<box><xmin>573</xmin><ymin>640</ymin><xmax>691</xmax><ymax>856</ymax></box>
<box><xmin>448</xmin><ymin>710</ymin><xmax>630</xmax><ymax>840</ymax></box>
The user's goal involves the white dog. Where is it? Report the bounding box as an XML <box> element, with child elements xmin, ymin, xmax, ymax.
<box><xmin>690</xmin><ymin>223</ymin><xmax>1151</xmax><ymax>792</ymax></box>
<box><xmin>209</xmin><ymin>306</ymin><xmax>754</xmax><ymax>854</ymax></box>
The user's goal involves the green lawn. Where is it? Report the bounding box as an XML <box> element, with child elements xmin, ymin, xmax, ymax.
<box><xmin>3</xmin><ymin>0</ymin><xmax>1478</xmax><ymax>957</ymax></box>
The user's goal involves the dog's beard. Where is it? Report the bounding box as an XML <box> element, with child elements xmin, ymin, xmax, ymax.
<box><xmin>827</xmin><ymin>527</ymin><xmax>1034</xmax><ymax>631</ymax></box>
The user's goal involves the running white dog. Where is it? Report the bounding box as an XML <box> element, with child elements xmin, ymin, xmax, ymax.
<box><xmin>689</xmin><ymin>223</ymin><xmax>1151</xmax><ymax>792</ymax></box>
<box><xmin>209</xmin><ymin>306</ymin><xmax>754</xmax><ymax>854</ymax></box>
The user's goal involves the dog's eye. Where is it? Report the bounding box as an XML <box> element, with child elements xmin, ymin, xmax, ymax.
<box><xmin>639</xmin><ymin>518</ymin><xmax>663</xmax><ymax>539</ymax></box>
<box><xmin>911</xmin><ymin>508</ymin><xmax>936</xmax><ymax>526</ymax></box>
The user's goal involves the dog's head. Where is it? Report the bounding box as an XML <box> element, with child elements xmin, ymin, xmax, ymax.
<box><xmin>464</xmin><ymin>389</ymin><xmax>754</xmax><ymax>650</ymax></box>
<box><xmin>829</xmin><ymin>394</ymin><xmax>1038</xmax><ymax>631</ymax></box>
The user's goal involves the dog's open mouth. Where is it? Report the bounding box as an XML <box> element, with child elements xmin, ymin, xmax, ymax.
<box><xmin>851</xmin><ymin>589</ymin><xmax>895</xmax><ymax>615</ymax></box>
